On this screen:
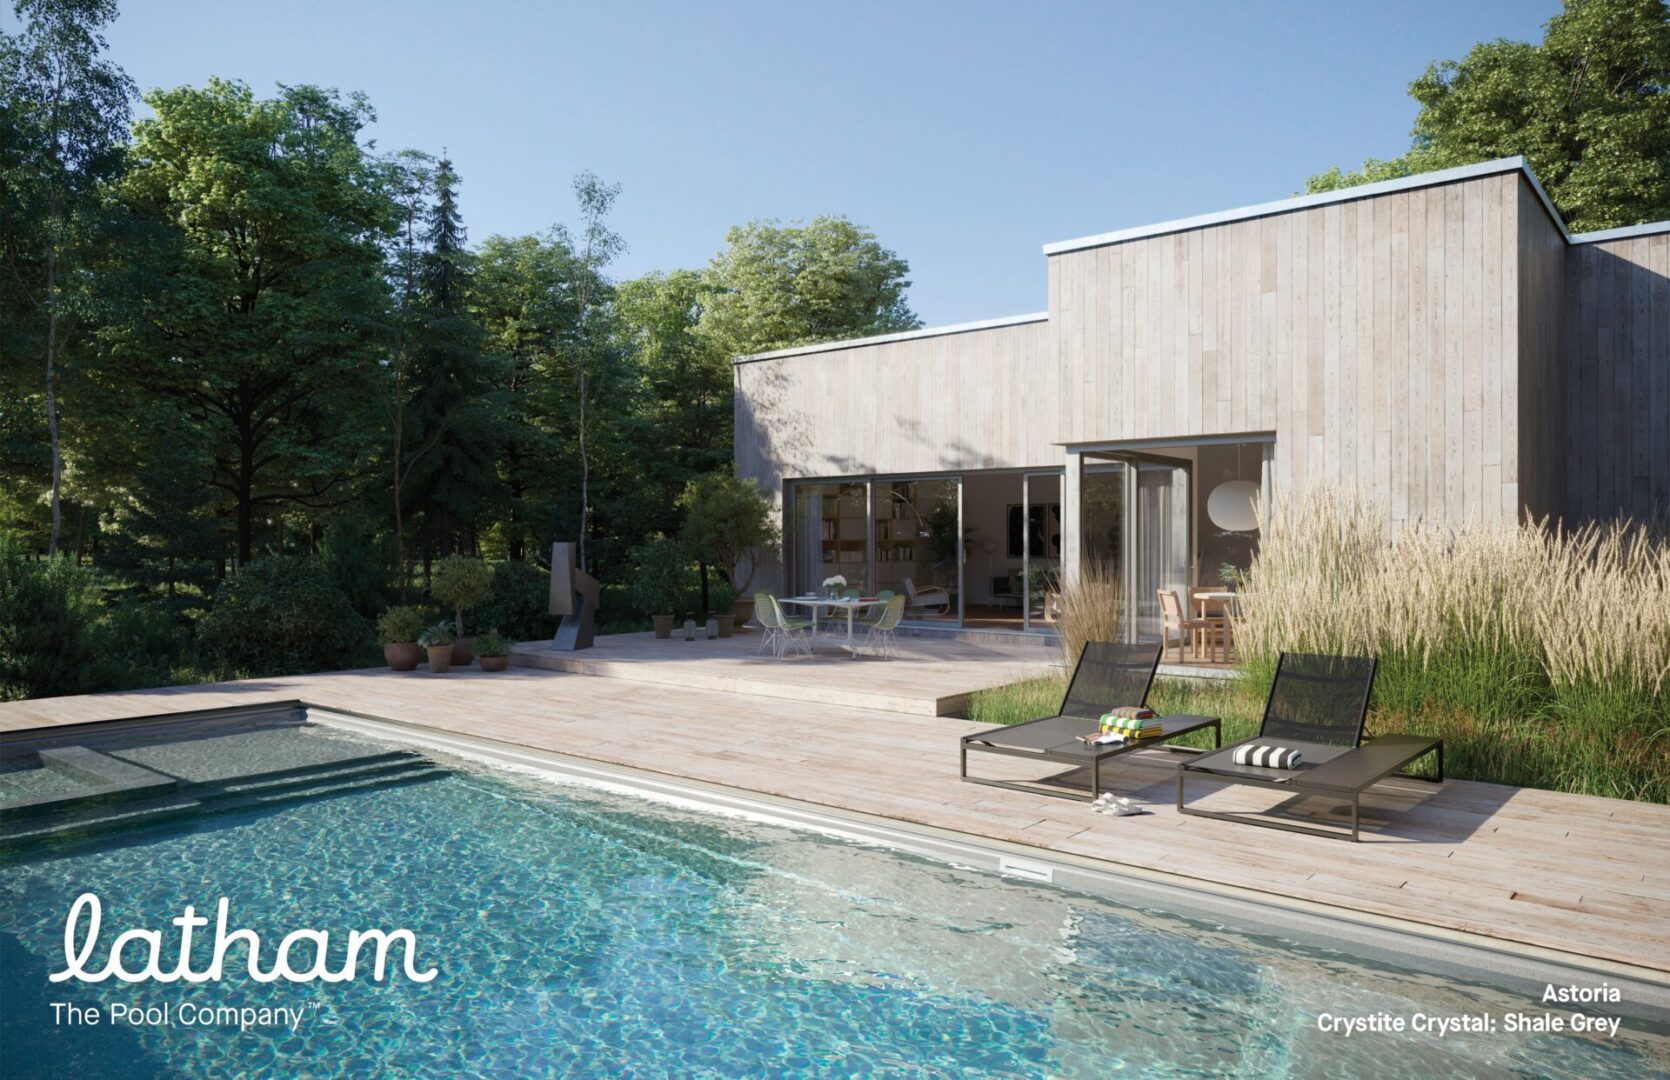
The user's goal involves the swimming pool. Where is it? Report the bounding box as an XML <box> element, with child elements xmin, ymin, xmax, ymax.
<box><xmin>2</xmin><ymin>716</ymin><xmax>1666</xmax><ymax>1078</ymax></box>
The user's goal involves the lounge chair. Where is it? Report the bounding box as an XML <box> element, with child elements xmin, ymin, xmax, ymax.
<box><xmin>1176</xmin><ymin>652</ymin><xmax>1442</xmax><ymax>841</ymax></box>
<box><xmin>961</xmin><ymin>642</ymin><xmax>1221</xmax><ymax>801</ymax></box>
<box><xmin>901</xmin><ymin>576</ymin><xmax>951</xmax><ymax>617</ymax></box>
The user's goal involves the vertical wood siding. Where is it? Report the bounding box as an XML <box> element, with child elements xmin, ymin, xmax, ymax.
<box><xmin>1048</xmin><ymin>171</ymin><xmax>1526</xmax><ymax>525</ymax></box>
<box><xmin>1561</xmin><ymin>232</ymin><xmax>1670</xmax><ymax>527</ymax></box>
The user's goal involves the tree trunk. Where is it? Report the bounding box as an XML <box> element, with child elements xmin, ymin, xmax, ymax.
<box><xmin>235</xmin><ymin>424</ymin><xmax>255</xmax><ymax>567</ymax></box>
<box><xmin>45</xmin><ymin>199</ymin><xmax>62</xmax><ymax>557</ymax></box>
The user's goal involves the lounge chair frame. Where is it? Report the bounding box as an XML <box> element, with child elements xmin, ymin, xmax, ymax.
<box><xmin>1176</xmin><ymin>652</ymin><xmax>1443</xmax><ymax>841</ymax></box>
<box><xmin>960</xmin><ymin>642</ymin><xmax>1221</xmax><ymax>802</ymax></box>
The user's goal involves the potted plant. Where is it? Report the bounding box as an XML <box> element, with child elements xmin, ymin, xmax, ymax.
<box><xmin>475</xmin><ymin>629</ymin><xmax>511</xmax><ymax>672</ymax></box>
<box><xmin>377</xmin><ymin>605</ymin><xmax>427</xmax><ymax>671</ymax></box>
<box><xmin>432</xmin><ymin>555</ymin><xmax>492</xmax><ymax>666</ymax></box>
<box><xmin>418</xmin><ymin>621</ymin><xmax>456</xmax><ymax>674</ymax></box>
<box><xmin>678</xmin><ymin>472</ymin><xmax>781</xmax><ymax>634</ymax></box>
<box><xmin>627</xmin><ymin>536</ymin><xmax>690</xmax><ymax>639</ymax></box>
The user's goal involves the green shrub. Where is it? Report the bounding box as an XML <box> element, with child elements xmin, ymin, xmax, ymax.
<box><xmin>319</xmin><ymin>523</ymin><xmax>397</xmax><ymax>620</ymax></box>
<box><xmin>89</xmin><ymin>600</ymin><xmax>196</xmax><ymax>691</ymax></box>
<box><xmin>472</xmin><ymin>560</ymin><xmax>551</xmax><ymax>642</ymax></box>
<box><xmin>0</xmin><ymin>539</ymin><xmax>102</xmax><ymax>701</ymax></box>
<box><xmin>626</xmin><ymin>536</ymin><xmax>692</xmax><ymax>616</ymax></box>
<box><xmin>376</xmin><ymin>605</ymin><xmax>429</xmax><ymax>644</ymax></box>
<box><xmin>475</xmin><ymin>629</ymin><xmax>511</xmax><ymax>657</ymax></box>
<box><xmin>198</xmin><ymin>557</ymin><xmax>368</xmax><ymax>677</ymax></box>
<box><xmin>418</xmin><ymin>621</ymin><xmax>455</xmax><ymax>648</ymax></box>
<box><xmin>432</xmin><ymin>555</ymin><xmax>493</xmax><ymax>636</ymax></box>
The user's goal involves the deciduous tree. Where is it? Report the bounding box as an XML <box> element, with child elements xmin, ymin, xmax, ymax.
<box><xmin>1308</xmin><ymin>0</ymin><xmax>1670</xmax><ymax>231</ymax></box>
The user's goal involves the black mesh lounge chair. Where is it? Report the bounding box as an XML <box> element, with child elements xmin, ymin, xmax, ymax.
<box><xmin>961</xmin><ymin>642</ymin><xmax>1220</xmax><ymax>801</ymax></box>
<box><xmin>1177</xmin><ymin>652</ymin><xmax>1443</xmax><ymax>841</ymax></box>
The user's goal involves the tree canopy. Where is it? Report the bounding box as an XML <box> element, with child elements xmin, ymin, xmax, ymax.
<box><xmin>1307</xmin><ymin>0</ymin><xmax>1670</xmax><ymax>231</ymax></box>
<box><xmin>700</xmin><ymin>215</ymin><xmax>919</xmax><ymax>357</ymax></box>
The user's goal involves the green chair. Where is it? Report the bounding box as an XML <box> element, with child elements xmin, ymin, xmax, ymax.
<box><xmin>858</xmin><ymin>595</ymin><xmax>906</xmax><ymax>658</ymax></box>
<box><xmin>766</xmin><ymin>595</ymin><xmax>812</xmax><ymax>658</ymax></box>
<box><xmin>754</xmin><ymin>592</ymin><xmax>782</xmax><ymax>656</ymax></box>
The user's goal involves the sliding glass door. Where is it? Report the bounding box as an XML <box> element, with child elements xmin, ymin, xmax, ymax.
<box><xmin>874</xmin><ymin>478</ymin><xmax>962</xmax><ymax>624</ymax></box>
<box><xmin>789</xmin><ymin>476</ymin><xmax>964</xmax><ymax>625</ymax></box>
<box><xmin>788</xmin><ymin>482</ymin><xmax>869</xmax><ymax>597</ymax></box>
<box><xmin>1079</xmin><ymin>451</ymin><xmax>1192</xmax><ymax>642</ymax></box>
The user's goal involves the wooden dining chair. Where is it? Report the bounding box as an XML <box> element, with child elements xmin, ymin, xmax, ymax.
<box><xmin>1189</xmin><ymin>587</ymin><xmax>1233</xmax><ymax>663</ymax></box>
<box><xmin>1158</xmin><ymin>589</ymin><xmax>1216</xmax><ymax>664</ymax></box>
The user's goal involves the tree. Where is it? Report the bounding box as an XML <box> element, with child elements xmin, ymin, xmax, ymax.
<box><xmin>0</xmin><ymin>0</ymin><xmax>135</xmax><ymax>555</ymax></box>
<box><xmin>381</xmin><ymin>148</ymin><xmax>434</xmax><ymax>599</ymax></box>
<box><xmin>403</xmin><ymin>155</ymin><xmax>503</xmax><ymax>561</ymax></box>
<box><xmin>677</xmin><ymin>471</ymin><xmax>780</xmax><ymax>616</ymax></box>
<box><xmin>471</xmin><ymin>232</ymin><xmax>579</xmax><ymax>560</ymax></box>
<box><xmin>555</xmin><ymin>172</ymin><xmax>624</xmax><ymax>571</ymax></box>
<box><xmin>106</xmin><ymin>80</ymin><xmax>392</xmax><ymax>567</ymax></box>
<box><xmin>700</xmin><ymin>215</ymin><xmax>919</xmax><ymax>357</ymax></box>
<box><xmin>1307</xmin><ymin>0</ymin><xmax>1670</xmax><ymax>231</ymax></box>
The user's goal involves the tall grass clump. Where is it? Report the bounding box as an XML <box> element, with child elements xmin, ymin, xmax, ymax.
<box><xmin>1233</xmin><ymin>488</ymin><xmax>1670</xmax><ymax>800</ymax></box>
<box><xmin>1058</xmin><ymin>559</ymin><xmax>1123</xmax><ymax>670</ymax></box>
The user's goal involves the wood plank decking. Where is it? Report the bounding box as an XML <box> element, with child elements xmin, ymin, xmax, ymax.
<box><xmin>509</xmin><ymin>630</ymin><xmax>1058</xmax><ymax>715</ymax></box>
<box><xmin>3</xmin><ymin>642</ymin><xmax>1667</xmax><ymax>980</ymax></box>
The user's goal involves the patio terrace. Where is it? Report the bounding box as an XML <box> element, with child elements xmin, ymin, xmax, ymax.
<box><xmin>2</xmin><ymin>633</ymin><xmax>1667</xmax><ymax>984</ymax></box>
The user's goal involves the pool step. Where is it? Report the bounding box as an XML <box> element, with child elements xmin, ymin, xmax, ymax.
<box><xmin>0</xmin><ymin>750</ymin><xmax>449</xmax><ymax>855</ymax></box>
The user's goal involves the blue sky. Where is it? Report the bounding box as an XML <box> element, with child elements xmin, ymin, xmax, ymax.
<box><xmin>94</xmin><ymin>0</ymin><xmax>1554</xmax><ymax>326</ymax></box>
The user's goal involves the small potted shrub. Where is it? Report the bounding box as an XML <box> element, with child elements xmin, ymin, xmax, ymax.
<box><xmin>433</xmin><ymin>555</ymin><xmax>492</xmax><ymax>666</ymax></box>
<box><xmin>627</xmin><ymin>536</ymin><xmax>690</xmax><ymax>640</ymax></box>
<box><xmin>475</xmin><ymin>629</ymin><xmax>511</xmax><ymax>672</ymax></box>
<box><xmin>377</xmin><ymin>605</ymin><xmax>427</xmax><ymax>671</ymax></box>
<box><xmin>419</xmin><ymin>621</ymin><xmax>456</xmax><ymax>674</ymax></box>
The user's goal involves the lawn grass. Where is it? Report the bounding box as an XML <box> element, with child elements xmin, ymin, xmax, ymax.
<box><xmin>961</xmin><ymin>667</ymin><xmax>1669</xmax><ymax>803</ymax></box>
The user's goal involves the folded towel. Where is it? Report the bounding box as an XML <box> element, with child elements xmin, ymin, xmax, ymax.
<box><xmin>1105</xmin><ymin>706</ymin><xmax>1155</xmax><ymax>720</ymax></box>
<box><xmin>1232</xmin><ymin>744</ymin><xmax>1303</xmax><ymax>769</ymax></box>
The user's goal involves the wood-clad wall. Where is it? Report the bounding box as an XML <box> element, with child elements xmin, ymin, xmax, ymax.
<box><xmin>1515</xmin><ymin>179</ymin><xmax>1567</xmax><ymax>522</ymax></box>
<box><xmin>1560</xmin><ymin>231</ymin><xmax>1670</xmax><ymax>528</ymax></box>
<box><xmin>732</xmin><ymin>318</ymin><xmax>1055</xmax><ymax>490</ymax></box>
<box><xmin>734</xmin><ymin>166</ymin><xmax>1668</xmax><ymax>584</ymax></box>
<box><xmin>1048</xmin><ymin>170</ymin><xmax>1527</xmax><ymax>525</ymax></box>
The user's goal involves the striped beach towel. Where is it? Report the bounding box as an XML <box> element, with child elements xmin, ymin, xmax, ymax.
<box><xmin>1232</xmin><ymin>744</ymin><xmax>1303</xmax><ymax>769</ymax></box>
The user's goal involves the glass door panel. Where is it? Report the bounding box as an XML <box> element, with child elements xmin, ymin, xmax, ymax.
<box><xmin>789</xmin><ymin>481</ymin><xmax>869</xmax><ymax>597</ymax></box>
<box><xmin>875</xmin><ymin>478</ymin><xmax>961</xmax><ymax>624</ymax></box>
<box><xmin>1132</xmin><ymin>462</ymin><xmax>1191</xmax><ymax>641</ymax></box>
<box><xmin>1080</xmin><ymin>460</ymin><xmax>1125</xmax><ymax>591</ymax></box>
<box><xmin>1022</xmin><ymin>472</ymin><xmax>1062</xmax><ymax>631</ymax></box>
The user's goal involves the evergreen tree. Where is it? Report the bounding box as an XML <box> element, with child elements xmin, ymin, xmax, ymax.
<box><xmin>404</xmin><ymin>156</ymin><xmax>504</xmax><ymax>559</ymax></box>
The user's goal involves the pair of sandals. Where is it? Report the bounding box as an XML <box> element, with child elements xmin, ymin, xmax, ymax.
<box><xmin>1091</xmin><ymin>793</ymin><xmax>1147</xmax><ymax>816</ymax></box>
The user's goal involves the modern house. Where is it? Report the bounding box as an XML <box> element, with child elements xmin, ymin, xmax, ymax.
<box><xmin>733</xmin><ymin>157</ymin><xmax>1670</xmax><ymax>634</ymax></box>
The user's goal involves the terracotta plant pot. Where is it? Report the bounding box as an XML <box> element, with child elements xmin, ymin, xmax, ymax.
<box><xmin>731</xmin><ymin>597</ymin><xmax>755</xmax><ymax>633</ymax></box>
<box><xmin>451</xmin><ymin>635</ymin><xmax>476</xmax><ymax>667</ymax></box>
<box><xmin>426</xmin><ymin>644</ymin><xmax>453</xmax><ymax>674</ymax></box>
<box><xmin>715</xmin><ymin>614</ymin><xmax>734</xmax><ymax>638</ymax></box>
<box><xmin>652</xmin><ymin>614</ymin><xmax>675</xmax><ymax>639</ymax></box>
<box><xmin>384</xmin><ymin>642</ymin><xmax>422</xmax><ymax>672</ymax></box>
<box><xmin>478</xmin><ymin>655</ymin><xmax>509</xmax><ymax>673</ymax></box>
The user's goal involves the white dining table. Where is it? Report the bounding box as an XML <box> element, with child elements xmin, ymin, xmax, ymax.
<box><xmin>776</xmin><ymin>596</ymin><xmax>877</xmax><ymax>658</ymax></box>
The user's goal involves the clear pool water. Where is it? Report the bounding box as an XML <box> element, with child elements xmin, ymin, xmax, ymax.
<box><xmin>1</xmin><ymin>723</ymin><xmax>1666</xmax><ymax>1079</ymax></box>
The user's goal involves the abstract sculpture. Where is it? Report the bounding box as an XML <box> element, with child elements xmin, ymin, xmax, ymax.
<box><xmin>549</xmin><ymin>542</ymin><xmax>600</xmax><ymax>651</ymax></box>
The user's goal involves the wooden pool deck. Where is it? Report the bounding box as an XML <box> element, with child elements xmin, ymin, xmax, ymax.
<box><xmin>3</xmin><ymin>637</ymin><xmax>1667</xmax><ymax>981</ymax></box>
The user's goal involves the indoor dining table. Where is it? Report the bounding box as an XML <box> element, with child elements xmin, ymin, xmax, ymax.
<box><xmin>775</xmin><ymin>595</ymin><xmax>877</xmax><ymax>658</ymax></box>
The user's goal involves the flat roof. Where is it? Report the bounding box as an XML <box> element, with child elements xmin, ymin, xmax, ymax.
<box><xmin>734</xmin><ymin>157</ymin><xmax>1667</xmax><ymax>365</ymax></box>
<box><xmin>1042</xmin><ymin>157</ymin><xmax>1575</xmax><ymax>255</ymax></box>
<box><xmin>731</xmin><ymin>311</ymin><xmax>1048</xmax><ymax>365</ymax></box>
